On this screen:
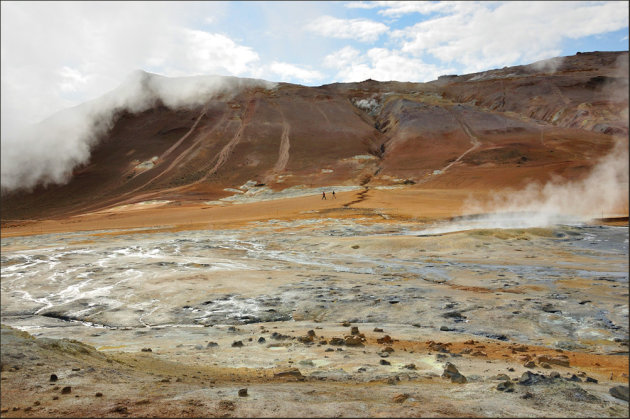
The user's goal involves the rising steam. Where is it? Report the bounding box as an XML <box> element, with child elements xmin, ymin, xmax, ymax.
<box><xmin>0</xmin><ymin>71</ymin><xmax>275</xmax><ymax>192</ymax></box>
<box><xmin>461</xmin><ymin>139</ymin><xmax>629</xmax><ymax>227</ymax></box>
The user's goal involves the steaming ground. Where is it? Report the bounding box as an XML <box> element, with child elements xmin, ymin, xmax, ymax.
<box><xmin>1</xmin><ymin>207</ymin><xmax>629</xmax><ymax>417</ymax></box>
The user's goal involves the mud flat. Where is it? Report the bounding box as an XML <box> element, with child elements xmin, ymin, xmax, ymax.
<box><xmin>1</xmin><ymin>194</ymin><xmax>628</xmax><ymax>417</ymax></box>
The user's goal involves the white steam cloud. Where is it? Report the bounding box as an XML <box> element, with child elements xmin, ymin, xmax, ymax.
<box><xmin>461</xmin><ymin>140</ymin><xmax>629</xmax><ymax>228</ymax></box>
<box><xmin>1</xmin><ymin>71</ymin><xmax>275</xmax><ymax>192</ymax></box>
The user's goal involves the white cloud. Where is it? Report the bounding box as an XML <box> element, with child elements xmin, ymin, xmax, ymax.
<box><xmin>392</xmin><ymin>1</ymin><xmax>629</xmax><ymax>73</ymax></box>
<box><xmin>306</xmin><ymin>15</ymin><xmax>388</xmax><ymax>42</ymax></box>
<box><xmin>269</xmin><ymin>61</ymin><xmax>324</xmax><ymax>83</ymax></box>
<box><xmin>324</xmin><ymin>46</ymin><xmax>454</xmax><ymax>82</ymax></box>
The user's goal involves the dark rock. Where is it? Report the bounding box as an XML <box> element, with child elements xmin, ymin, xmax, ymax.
<box><xmin>541</xmin><ymin>303</ymin><xmax>560</xmax><ymax>313</ymax></box>
<box><xmin>95</xmin><ymin>392</ymin><xmax>103</xmax><ymax>397</ymax></box>
<box><xmin>524</xmin><ymin>360</ymin><xmax>536</xmax><ymax>368</ymax></box>
<box><xmin>497</xmin><ymin>380</ymin><xmax>514</xmax><ymax>392</ymax></box>
<box><xmin>325</xmin><ymin>348</ymin><xmax>334</xmax><ymax>352</ymax></box>
<box><xmin>404</xmin><ymin>364</ymin><xmax>416</xmax><ymax>370</ymax></box>
<box><xmin>344</xmin><ymin>335</ymin><xmax>364</xmax><ymax>346</ymax></box>
<box><xmin>490</xmin><ymin>374</ymin><xmax>511</xmax><ymax>381</ymax></box>
<box><xmin>549</xmin><ymin>371</ymin><xmax>561</xmax><ymax>379</ymax></box>
<box><xmin>376</xmin><ymin>335</ymin><xmax>393</xmax><ymax>344</ymax></box>
<box><xmin>519</xmin><ymin>371</ymin><xmax>547</xmax><ymax>385</ymax></box>
<box><xmin>585</xmin><ymin>377</ymin><xmax>598</xmax><ymax>383</ymax></box>
<box><xmin>238</xmin><ymin>388</ymin><xmax>248</xmax><ymax>397</ymax></box>
<box><xmin>373</xmin><ymin>328</ymin><xmax>384</xmax><ymax>332</ymax></box>
<box><xmin>609</xmin><ymin>385</ymin><xmax>629</xmax><ymax>401</ymax></box>
<box><xmin>141</xmin><ymin>347</ymin><xmax>152</xmax><ymax>352</ymax></box>
<box><xmin>567</xmin><ymin>374</ymin><xmax>582</xmax><ymax>382</ymax></box>
<box><xmin>50</xmin><ymin>374</ymin><xmax>58</xmax><ymax>382</ymax></box>
<box><xmin>442</xmin><ymin>311</ymin><xmax>466</xmax><ymax>319</ymax></box>
<box><xmin>521</xmin><ymin>391</ymin><xmax>534</xmax><ymax>399</ymax></box>
<box><xmin>329</xmin><ymin>337</ymin><xmax>345</xmax><ymax>346</ymax></box>
<box><xmin>442</xmin><ymin>362</ymin><xmax>467</xmax><ymax>384</ymax></box>
<box><xmin>307</xmin><ymin>330</ymin><xmax>316</xmax><ymax>337</ymax></box>
<box><xmin>350</xmin><ymin>326</ymin><xmax>360</xmax><ymax>335</ymax></box>
<box><xmin>440</xmin><ymin>326</ymin><xmax>453</xmax><ymax>331</ymax></box>
<box><xmin>258</xmin><ymin>337</ymin><xmax>266</xmax><ymax>344</ymax></box>
<box><xmin>61</xmin><ymin>386</ymin><xmax>71</xmax><ymax>394</ymax></box>
<box><xmin>380</xmin><ymin>359</ymin><xmax>391</xmax><ymax>366</ymax></box>
<box><xmin>207</xmin><ymin>341</ymin><xmax>219</xmax><ymax>347</ymax></box>
<box><xmin>342</xmin><ymin>321</ymin><xmax>351</xmax><ymax>327</ymax></box>
<box><xmin>231</xmin><ymin>340</ymin><xmax>244</xmax><ymax>347</ymax></box>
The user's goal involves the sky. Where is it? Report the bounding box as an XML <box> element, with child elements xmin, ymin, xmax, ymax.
<box><xmin>1</xmin><ymin>0</ymin><xmax>629</xmax><ymax>132</ymax></box>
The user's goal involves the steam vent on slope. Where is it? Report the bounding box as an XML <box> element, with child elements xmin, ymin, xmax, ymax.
<box><xmin>1</xmin><ymin>51</ymin><xmax>628</xmax><ymax>418</ymax></box>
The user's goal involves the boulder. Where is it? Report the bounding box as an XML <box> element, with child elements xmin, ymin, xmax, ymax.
<box><xmin>609</xmin><ymin>385</ymin><xmax>629</xmax><ymax>401</ymax></box>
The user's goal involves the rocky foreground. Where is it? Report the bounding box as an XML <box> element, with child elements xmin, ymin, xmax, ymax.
<box><xmin>1</xmin><ymin>209</ymin><xmax>628</xmax><ymax>417</ymax></box>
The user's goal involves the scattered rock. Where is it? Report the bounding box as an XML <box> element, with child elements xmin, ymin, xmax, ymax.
<box><xmin>307</xmin><ymin>330</ymin><xmax>316</xmax><ymax>337</ymax></box>
<box><xmin>344</xmin><ymin>335</ymin><xmax>364</xmax><ymax>346</ymax></box>
<box><xmin>218</xmin><ymin>400</ymin><xmax>235</xmax><ymax>411</ymax></box>
<box><xmin>537</xmin><ymin>354</ymin><xmax>570</xmax><ymax>367</ymax></box>
<box><xmin>342</xmin><ymin>321</ymin><xmax>351</xmax><ymax>327</ymax></box>
<box><xmin>297</xmin><ymin>335</ymin><xmax>314</xmax><ymax>344</ymax></box>
<box><xmin>541</xmin><ymin>303</ymin><xmax>560</xmax><ymax>313</ymax></box>
<box><xmin>141</xmin><ymin>347</ymin><xmax>152</xmax><ymax>352</ymax></box>
<box><xmin>540</xmin><ymin>362</ymin><xmax>551</xmax><ymax>369</ymax></box>
<box><xmin>380</xmin><ymin>359</ymin><xmax>391</xmax><ymax>366</ymax></box>
<box><xmin>521</xmin><ymin>391</ymin><xmax>534</xmax><ymax>399</ymax></box>
<box><xmin>497</xmin><ymin>380</ymin><xmax>515</xmax><ymax>392</ymax></box>
<box><xmin>274</xmin><ymin>368</ymin><xmax>304</xmax><ymax>381</ymax></box>
<box><xmin>490</xmin><ymin>374</ymin><xmax>511</xmax><ymax>381</ymax></box>
<box><xmin>95</xmin><ymin>392</ymin><xmax>103</xmax><ymax>397</ymax></box>
<box><xmin>377</xmin><ymin>335</ymin><xmax>393</xmax><ymax>345</ymax></box>
<box><xmin>392</xmin><ymin>393</ymin><xmax>410</xmax><ymax>403</ymax></box>
<box><xmin>207</xmin><ymin>341</ymin><xmax>219</xmax><ymax>347</ymax></box>
<box><xmin>585</xmin><ymin>377</ymin><xmax>598</xmax><ymax>383</ymax></box>
<box><xmin>231</xmin><ymin>340</ymin><xmax>244</xmax><ymax>347</ymax></box>
<box><xmin>609</xmin><ymin>385</ymin><xmax>629</xmax><ymax>401</ymax></box>
<box><xmin>258</xmin><ymin>337</ymin><xmax>266</xmax><ymax>344</ymax></box>
<box><xmin>524</xmin><ymin>361</ymin><xmax>536</xmax><ymax>368</ymax></box>
<box><xmin>373</xmin><ymin>328</ymin><xmax>384</xmax><ymax>333</ymax></box>
<box><xmin>325</xmin><ymin>348</ymin><xmax>334</xmax><ymax>352</ymax></box>
<box><xmin>549</xmin><ymin>371</ymin><xmax>561</xmax><ymax>379</ymax></box>
<box><xmin>382</xmin><ymin>346</ymin><xmax>394</xmax><ymax>353</ymax></box>
<box><xmin>442</xmin><ymin>362</ymin><xmax>467</xmax><ymax>384</ymax></box>
<box><xmin>111</xmin><ymin>406</ymin><xmax>128</xmax><ymax>414</ymax></box>
<box><xmin>567</xmin><ymin>374</ymin><xmax>582</xmax><ymax>382</ymax></box>
<box><xmin>440</xmin><ymin>326</ymin><xmax>453</xmax><ymax>331</ymax></box>
<box><xmin>519</xmin><ymin>371</ymin><xmax>547</xmax><ymax>386</ymax></box>
<box><xmin>329</xmin><ymin>337</ymin><xmax>345</xmax><ymax>346</ymax></box>
<box><xmin>61</xmin><ymin>386</ymin><xmax>71</xmax><ymax>394</ymax></box>
<box><xmin>404</xmin><ymin>364</ymin><xmax>416</xmax><ymax>370</ymax></box>
<box><xmin>50</xmin><ymin>374</ymin><xmax>58</xmax><ymax>382</ymax></box>
<box><xmin>238</xmin><ymin>388</ymin><xmax>248</xmax><ymax>397</ymax></box>
<box><xmin>350</xmin><ymin>326</ymin><xmax>360</xmax><ymax>335</ymax></box>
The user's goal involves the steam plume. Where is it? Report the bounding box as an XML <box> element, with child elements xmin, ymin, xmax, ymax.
<box><xmin>1</xmin><ymin>71</ymin><xmax>275</xmax><ymax>192</ymax></box>
<box><xmin>462</xmin><ymin>139</ymin><xmax>629</xmax><ymax>228</ymax></box>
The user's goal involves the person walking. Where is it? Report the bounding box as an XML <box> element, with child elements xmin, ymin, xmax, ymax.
<box><xmin>322</xmin><ymin>191</ymin><xmax>326</xmax><ymax>200</ymax></box>
<box><xmin>332</xmin><ymin>190</ymin><xmax>336</xmax><ymax>199</ymax></box>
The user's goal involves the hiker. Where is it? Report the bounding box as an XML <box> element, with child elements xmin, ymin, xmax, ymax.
<box><xmin>322</xmin><ymin>191</ymin><xmax>326</xmax><ymax>200</ymax></box>
<box><xmin>332</xmin><ymin>190</ymin><xmax>336</xmax><ymax>199</ymax></box>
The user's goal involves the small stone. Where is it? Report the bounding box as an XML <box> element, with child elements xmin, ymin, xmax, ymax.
<box><xmin>52</xmin><ymin>396</ymin><xmax>59</xmax><ymax>400</ymax></box>
<box><xmin>329</xmin><ymin>337</ymin><xmax>345</xmax><ymax>346</ymax></box>
<box><xmin>392</xmin><ymin>393</ymin><xmax>409</xmax><ymax>403</ymax></box>
<box><xmin>549</xmin><ymin>371</ymin><xmax>561</xmax><ymax>379</ymax></box>
<box><xmin>231</xmin><ymin>340</ymin><xmax>244</xmax><ymax>347</ymax></box>
<box><xmin>440</xmin><ymin>326</ymin><xmax>452</xmax><ymax>331</ymax></box>
<box><xmin>71</xmin><ymin>367</ymin><xmax>80</xmax><ymax>371</ymax></box>
<box><xmin>50</xmin><ymin>374</ymin><xmax>58</xmax><ymax>382</ymax></box>
<box><xmin>380</xmin><ymin>359</ymin><xmax>391</xmax><ymax>366</ymax></box>
<box><xmin>382</xmin><ymin>346</ymin><xmax>394</xmax><ymax>353</ymax></box>
<box><xmin>373</xmin><ymin>328</ymin><xmax>384</xmax><ymax>332</ymax></box>
<box><xmin>497</xmin><ymin>380</ymin><xmax>514</xmax><ymax>392</ymax></box>
<box><xmin>95</xmin><ymin>392</ymin><xmax>103</xmax><ymax>397</ymax></box>
<box><xmin>524</xmin><ymin>360</ymin><xmax>536</xmax><ymax>368</ymax></box>
<box><xmin>404</xmin><ymin>364</ymin><xmax>416</xmax><ymax>370</ymax></box>
<box><xmin>257</xmin><ymin>337</ymin><xmax>266</xmax><ymax>344</ymax></box>
<box><xmin>344</xmin><ymin>335</ymin><xmax>364</xmax><ymax>346</ymax></box>
<box><xmin>540</xmin><ymin>362</ymin><xmax>551</xmax><ymax>369</ymax></box>
<box><xmin>567</xmin><ymin>374</ymin><xmax>582</xmax><ymax>382</ymax></box>
<box><xmin>307</xmin><ymin>330</ymin><xmax>316</xmax><ymax>337</ymax></box>
<box><xmin>207</xmin><ymin>341</ymin><xmax>219</xmax><ymax>347</ymax></box>
<box><xmin>350</xmin><ymin>326</ymin><xmax>360</xmax><ymax>335</ymax></box>
<box><xmin>61</xmin><ymin>386</ymin><xmax>71</xmax><ymax>394</ymax></box>
<box><xmin>342</xmin><ymin>321</ymin><xmax>351</xmax><ymax>327</ymax></box>
<box><xmin>227</xmin><ymin>326</ymin><xmax>237</xmax><ymax>332</ymax></box>
<box><xmin>609</xmin><ymin>385</ymin><xmax>629</xmax><ymax>401</ymax></box>
<box><xmin>325</xmin><ymin>348</ymin><xmax>334</xmax><ymax>352</ymax></box>
<box><xmin>238</xmin><ymin>388</ymin><xmax>248</xmax><ymax>397</ymax></box>
<box><xmin>585</xmin><ymin>377</ymin><xmax>598</xmax><ymax>383</ymax></box>
<box><xmin>521</xmin><ymin>391</ymin><xmax>534</xmax><ymax>399</ymax></box>
<box><xmin>490</xmin><ymin>374</ymin><xmax>511</xmax><ymax>381</ymax></box>
<box><xmin>141</xmin><ymin>347</ymin><xmax>152</xmax><ymax>352</ymax></box>
<box><xmin>377</xmin><ymin>335</ymin><xmax>393</xmax><ymax>345</ymax></box>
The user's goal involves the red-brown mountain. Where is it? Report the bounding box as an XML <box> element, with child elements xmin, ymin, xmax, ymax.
<box><xmin>2</xmin><ymin>51</ymin><xmax>627</xmax><ymax>220</ymax></box>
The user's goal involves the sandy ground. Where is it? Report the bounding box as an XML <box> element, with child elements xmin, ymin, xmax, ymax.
<box><xmin>1</xmin><ymin>186</ymin><xmax>628</xmax><ymax>417</ymax></box>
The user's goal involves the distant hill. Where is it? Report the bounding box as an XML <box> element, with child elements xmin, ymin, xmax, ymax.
<box><xmin>1</xmin><ymin>51</ymin><xmax>627</xmax><ymax>220</ymax></box>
